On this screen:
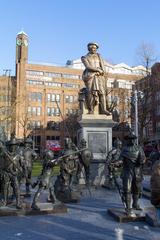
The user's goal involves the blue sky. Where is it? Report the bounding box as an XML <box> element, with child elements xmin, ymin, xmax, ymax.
<box><xmin>0</xmin><ymin>0</ymin><xmax>160</xmax><ymax>75</ymax></box>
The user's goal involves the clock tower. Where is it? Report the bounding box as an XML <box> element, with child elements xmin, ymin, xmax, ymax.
<box><xmin>15</xmin><ymin>31</ymin><xmax>29</xmax><ymax>138</ymax></box>
<box><xmin>16</xmin><ymin>31</ymin><xmax>28</xmax><ymax>63</ymax></box>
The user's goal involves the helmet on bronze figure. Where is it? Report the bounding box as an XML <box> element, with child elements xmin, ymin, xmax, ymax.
<box><xmin>80</xmin><ymin>138</ymin><xmax>87</xmax><ymax>147</ymax></box>
<box><xmin>9</xmin><ymin>138</ymin><xmax>18</xmax><ymax>145</ymax></box>
<box><xmin>44</xmin><ymin>150</ymin><xmax>54</xmax><ymax>160</ymax></box>
<box><xmin>113</xmin><ymin>138</ymin><xmax>122</xmax><ymax>149</ymax></box>
<box><xmin>124</xmin><ymin>132</ymin><xmax>137</xmax><ymax>140</ymax></box>
<box><xmin>124</xmin><ymin>132</ymin><xmax>137</xmax><ymax>145</ymax></box>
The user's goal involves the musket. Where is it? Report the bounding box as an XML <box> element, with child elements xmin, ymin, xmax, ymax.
<box><xmin>111</xmin><ymin>163</ymin><xmax>127</xmax><ymax>210</ymax></box>
<box><xmin>80</xmin><ymin>167</ymin><xmax>92</xmax><ymax>197</ymax></box>
<box><xmin>32</xmin><ymin>148</ymin><xmax>88</xmax><ymax>189</ymax></box>
<box><xmin>50</xmin><ymin>147</ymin><xmax>88</xmax><ymax>164</ymax></box>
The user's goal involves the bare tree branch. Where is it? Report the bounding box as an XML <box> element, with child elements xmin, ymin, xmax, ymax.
<box><xmin>136</xmin><ymin>41</ymin><xmax>156</xmax><ymax>74</ymax></box>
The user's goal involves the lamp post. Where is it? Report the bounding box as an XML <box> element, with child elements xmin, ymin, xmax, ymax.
<box><xmin>134</xmin><ymin>90</ymin><xmax>139</xmax><ymax>145</ymax></box>
<box><xmin>132</xmin><ymin>90</ymin><xmax>144</xmax><ymax>145</ymax></box>
<box><xmin>3</xmin><ymin>69</ymin><xmax>11</xmax><ymax>140</ymax></box>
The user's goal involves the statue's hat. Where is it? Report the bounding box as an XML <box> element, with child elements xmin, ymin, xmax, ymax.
<box><xmin>124</xmin><ymin>132</ymin><xmax>137</xmax><ymax>140</ymax></box>
<box><xmin>25</xmin><ymin>138</ymin><xmax>33</xmax><ymax>144</ymax></box>
<box><xmin>87</xmin><ymin>42</ymin><xmax>99</xmax><ymax>49</ymax></box>
<box><xmin>9</xmin><ymin>138</ymin><xmax>18</xmax><ymax>145</ymax></box>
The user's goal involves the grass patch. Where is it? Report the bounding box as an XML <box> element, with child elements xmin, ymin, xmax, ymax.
<box><xmin>32</xmin><ymin>161</ymin><xmax>60</xmax><ymax>177</ymax></box>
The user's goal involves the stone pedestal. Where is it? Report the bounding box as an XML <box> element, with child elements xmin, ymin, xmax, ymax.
<box><xmin>107</xmin><ymin>208</ymin><xmax>146</xmax><ymax>223</ymax></box>
<box><xmin>146</xmin><ymin>208</ymin><xmax>160</xmax><ymax>227</ymax></box>
<box><xmin>0</xmin><ymin>202</ymin><xmax>67</xmax><ymax>217</ymax></box>
<box><xmin>77</xmin><ymin>114</ymin><xmax>115</xmax><ymax>186</ymax></box>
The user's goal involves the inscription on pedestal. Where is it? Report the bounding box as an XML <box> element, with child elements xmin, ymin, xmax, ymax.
<box><xmin>88</xmin><ymin>132</ymin><xmax>107</xmax><ymax>154</ymax></box>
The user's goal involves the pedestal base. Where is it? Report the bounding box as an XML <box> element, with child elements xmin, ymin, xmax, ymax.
<box><xmin>20</xmin><ymin>192</ymin><xmax>31</xmax><ymax>198</ymax></box>
<box><xmin>77</xmin><ymin>114</ymin><xmax>115</xmax><ymax>186</ymax></box>
<box><xmin>146</xmin><ymin>208</ymin><xmax>160</xmax><ymax>227</ymax></box>
<box><xmin>107</xmin><ymin>208</ymin><xmax>145</xmax><ymax>223</ymax></box>
<box><xmin>56</xmin><ymin>190</ymin><xmax>80</xmax><ymax>203</ymax></box>
<box><xmin>0</xmin><ymin>202</ymin><xmax>67</xmax><ymax>217</ymax></box>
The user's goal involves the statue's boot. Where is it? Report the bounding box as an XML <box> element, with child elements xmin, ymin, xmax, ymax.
<box><xmin>132</xmin><ymin>194</ymin><xmax>142</xmax><ymax>210</ymax></box>
<box><xmin>124</xmin><ymin>194</ymin><xmax>134</xmax><ymax>216</ymax></box>
<box><xmin>14</xmin><ymin>187</ymin><xmax>22</xmax><ymax>209</ymax></box>
<box><xmin>99</xmin><ymin>95</ymin><xmax>111</xmax><ymax>115</ymax></box>
<box><xmin>16</xmin><ymin>203</ymin><xmax>22</xmax><ymax>210</ymax></box>
<box><xmin>84</xmin><ymin>166</ymin><xmax>90</xmax><ymax>186</ymax></box>
<box><xmin>31</xmin><ymin>188</ymin><xmax>42</xmax><ymax>210</ymax></box>
<box><xmin>49</xmin><ymin>188</ymin><xmax>61</xmax><ymax>204</ymax></box>
<box><xmin>31</xmin><ymin>203</ymin><xmax>40</xmax><ymax>210</ymax></box>
<box><xmin>26</xmin><ymin>183</ymin><xmax>31</xmax><ymax>194</ymax></box>
<box><xmin>3</xmin><ymin>184</ymin><xmax>9</xmax><ymax>206</ymax></box>
<box><xmin>87</xmin><ymin>93</ymin><xmax>94</xmax><ymax>114</ymax></box>
<box><xmin>16</xmin><ymin>197</ymin><xmax>22</xmax><ymax>209</ymax></box>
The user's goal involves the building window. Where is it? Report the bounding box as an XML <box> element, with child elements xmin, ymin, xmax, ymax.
<box><xmin>26</xmin><ymin>70</ymin><xmax>44</xmax><ymax>76</ymax></box>
<box><xmin>56</xmin><ymin>108</ymin><xmax>60</xmax><ymax>116</ymax></box>
<box><xmin>32</xmin><ymin>107</ymin><xmax>36</xmax><ymax>116</ymax></box>
<box><xmin>35</xmin><ymin>135</ymin><xmax>41</xmax><ymax>145</ymax></box>
<box><xmin>37</xmin><ymin>93</ymin><xmax>42</xmax><ymax>102</ymax></box>
<box><xmin>37</xmin><ymin>107</ymin><xmax>41</xmax><ymax>116</ymax></box>
<box><xmin>47</xmin><ymin>107</ymin><xmax>60</xmax><ymax>116</ymax></box>
<box><xmin>28</xmin><ymin>107</ymin><xmax>42</xmax><ymax>116</ymax></box>
<box><xmin>31</xmin><ymin>121</ymin><xmax>41</xmax><ymax>129</ymax></box>
<box><xmin>66</xmin><ymin>108</ymin><xmax>78</xmax><ymax>115</ymax></box>
<box><xmin>65</xmin><ymin>95</ymin><xmax>74</xmax><ymax>103</ymax></box>
<box><xmin>74</xmin><ymin>96</ymin><xmax>78</xmax><ymax>102</ymax></box>
<box><xmin>47</xmin><ymin>94</ymin><xmax>60</xmax><ymax>102</ymax></box>
<box><xmin>44</xmin><ymin>72</ymin><xmax>62</xmax><ymax>78</ymax></box>
<box><xmin>62</xmin><ymin>73</ymin><xmax>80</xmax><ymax>79</ymax></box>
<box><xmin>28</xmin><ymin>92</ymin><xmax>42</xmax><ymax>102</ymax></box>
<box><xmin>45</xmin><ymin>82</ymin><xmax>62</xmax><ymax>87</ymax></box>
<box><xmin>56</xmin><ymin>94</ymin><xmax>60</xmax><ymax>102</ymax></box>
<box><xmin>27</xmin><ymin>80</ymin><xmax>43</xmax><ymax>85</ymax></box>
<box><xmin>47</xmin><ymin>107</ymin><xmax>51</xmax><ymax>116</ymax></box>
<box><xmin>28</xmin><ymin>106</ymin><xmax>31</xmax><ymax>115</ymax></box>
<box><xmin>46</xmin><ymin>136</ymin><xmax>60</xmax><ymax>140</ymax></box>
<box><xmin>62</xmin><ymin>83</ymin><xmax>80</xmax><ymax>89</ymax></box>
<box><xmin>47</xmin><ymin>94</ymin><xmax>51</xmax><ymax>102</ymax></box>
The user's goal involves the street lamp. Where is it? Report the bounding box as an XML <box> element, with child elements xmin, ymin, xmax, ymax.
<box><xmin>3</xmin><ymin>69</ymin><xmax>11</xmax><ymax>140</ymax></box>
<box><xmin>131</xmin><ymin>90</ymin><xmax>144</xmax><ymax>144</ymax></box>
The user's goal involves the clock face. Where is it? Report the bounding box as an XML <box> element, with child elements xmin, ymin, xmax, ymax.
<box><xmin>24</xmin><ymin>39</ymin><xmax>28</xmax><ymax>46</ymax></box>
<box><xmin>16</xmin><ymin>38</ymin><xmax>22</xmax><ymax>46</ymax></box>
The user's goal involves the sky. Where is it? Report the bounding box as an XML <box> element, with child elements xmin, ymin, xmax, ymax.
<box><xmin>0</xmin><ymin>0</ymin><xmax>160</xmax><ymax>75</ymax></box>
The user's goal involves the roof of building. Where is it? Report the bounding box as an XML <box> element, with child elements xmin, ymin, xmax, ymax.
<box><xmin>66</xmin><ymin>58</ymin><xmax>147</xmax><ymax>76</ymax></box>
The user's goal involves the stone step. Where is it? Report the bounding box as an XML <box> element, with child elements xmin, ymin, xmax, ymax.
<box><xmin>0</xmin><ymin>202</ymin><xmax>67</xmax><ymax>217</ymax></box>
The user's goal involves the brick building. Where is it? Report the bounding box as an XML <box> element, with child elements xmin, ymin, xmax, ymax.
<box><xmin>135</xmin><ymin>63</ymin><xmax>160</xmax><ymax>143</ymax></box>
<box><xmin>0</xmin><ymin>31</ymin><xmax>146</xmax><ymax>151</ymax></box>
